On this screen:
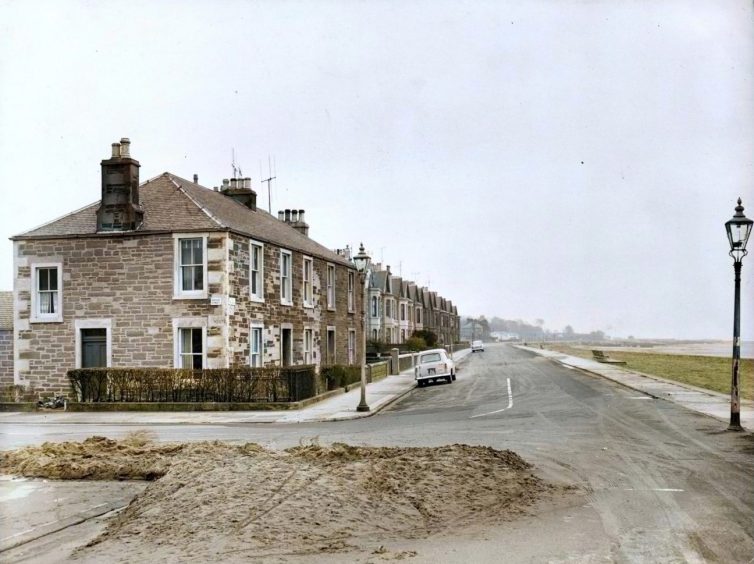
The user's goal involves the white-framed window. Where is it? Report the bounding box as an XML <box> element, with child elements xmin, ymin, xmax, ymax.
<box><xmin>303</xmin><ymin>256</ymin><xmax>313</xmax><ymax>308</ymax></box>
<box><xmin>250</xmin><ymin>241</ymin><xmax>264</xmax><ymax>302</ymax></box>
<box><xmin>400</xmin><ymin>303</ymin><xmax>406</xmax><ymax>321</ymax></box>
<box><xmin>385</xmin><ymin>299</ymin><xmax>392</xmax><ymax>319</ymax></box>
<box><xmin>326</xmin><ymin>264</ymin><xmax>335</xmax><ymax>310</ymax></box>
<box><xmin>250</xmin><ymin>322</ymin><xmax>264</xmax><ymax>367</ymax></box>
<box><xmin>371</xmin><ymin>296</ymin><xmax>378</xmax><ymax>317</ymax></box>
<box><xmin>173</xmin><ymin>318</ymin><xmax>207</xmax><ymax>369</ymax></box>
<box><xmin>348</xmin><ymin>271</ymin><xmax>355</xmax><ymax>312</ymax></box>
<box><xmin>280</xmin><ymin>249</ymin><xmax>292</xmax><ymax>305</ymax></box>
<box><xmin>303</xmin><ymin>328</ymin><xmax>313</xmax><ymax>364</ymax></box>
<box><xmin>31</xmin><ymin>262</ymin><xmax>63</xmax><ymax>322</ymax></box>
<box><xmin>348</xmin><ymin>329</ymin><xmax>356</xmax><ymax>364</ymax></box>
<box><xmin>416</xmin><ymin>308</ymin><xmax>422</xmax><ymax>324</ymax></box>
<box><xmin>174</xmin><ymin>234</ymin><xmax>208</xmax><ymax>299</ymax></box>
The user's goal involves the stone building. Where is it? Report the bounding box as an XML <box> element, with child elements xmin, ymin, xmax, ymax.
<box><xmin>366</xmin><ymin>263</ymin><xmax>460</xmax><ymax>346</ymax></box>
<box><xmin>11</xmin><ymin>139</ymin><xmax>363</xmax><ymax>396</ymax></box>
<box><xmin>0</xmin><ymin>291</ymin><xmax>12</xmax><ymax>387</ymax></box>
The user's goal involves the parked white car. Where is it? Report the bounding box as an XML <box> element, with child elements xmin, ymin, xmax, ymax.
<box><xmin>471</xmin><ymin>340</ymin><xmax>484</xmax><ymax>352</ymax></box>
<box><xmin>415</xmin><ymin>349</ymin><xmax>456</xmax><ymax>387</ymax></box>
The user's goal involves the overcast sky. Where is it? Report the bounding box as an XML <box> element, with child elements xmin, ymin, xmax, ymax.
<box><xmin>1</xmin><ymin>0</ymin><xmax>752</xmax><ymax>339</ymax></box>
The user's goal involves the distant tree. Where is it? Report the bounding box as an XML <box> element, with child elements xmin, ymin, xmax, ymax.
<box><xmin>564</xmin><ymin>325</ymin><xmax>575</xmax><ymax>338</ymax></box>
<box><xmin>406</xmin><ymin>336</ymin><xmax>427</xmax><ymax>352</ymax></box>
<box><xmin>412</xmin><ymin>330</ymin><xmax>437</xmax><ymax>348</ymax></box>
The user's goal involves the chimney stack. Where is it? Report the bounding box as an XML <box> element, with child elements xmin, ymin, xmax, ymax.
<box><xmin>96</xmin><ymin>137</ymin><xmax>143</xmax><ymax>232</ymax></box>
<box><xmin>278</xmin><ymin>207</ymin><xmax>310</xmax><ymax>236</ymax></box>
<box><xmin>219</xmin><ymin>176</ymin><xmax>257</xmax><ymax>210</ymax></box>
<box><xmin>193</xmin><ymin>174</ymin><xmax>199</xmax><ymax>184</ymax></box>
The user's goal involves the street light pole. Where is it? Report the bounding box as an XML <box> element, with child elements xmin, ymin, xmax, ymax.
<box><xmin>725</xmin><ymin>198</ymin><xmax>752</xmax><ymax>431</ymax></box>
<box><xmin>353</xmin><ymin>243</ymin><xmax>372</xmax><ymax>413</ymax></box>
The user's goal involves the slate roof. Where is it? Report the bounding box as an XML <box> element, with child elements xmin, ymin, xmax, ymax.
<box><xmin>390</xmin><ymin>276</ymin><xmax>403</xmax><ymax>298</ymax></box>
<box><xmin>12</xmin><ymin>173</ymin><xmax>351</xmax><ymax>267</ymax></box>
<box><xmin>370</xmin><ymin>271</ymin><xmax>389</xmax><ymax>292</ymax></box>
<box><xmin>0</xmin><ymin>291</ymin><xmax>12</xmax><ymax>330</ymax></box>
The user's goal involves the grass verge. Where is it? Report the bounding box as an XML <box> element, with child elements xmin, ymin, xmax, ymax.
<box><xmin>546</xmin><ymin>345</ymin><xmax>754</xmax><ymax>401</ymax></box>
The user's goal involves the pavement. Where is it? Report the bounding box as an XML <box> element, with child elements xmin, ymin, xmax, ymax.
<box><xmin>0</xmin><ymin>348</ymin><xmax>472</xmax><ymax>425</ymax></box>
<box><xmin>516</xmin><ymin>344</ymin><xmax>754</xmax><ymax>429</ymax></box>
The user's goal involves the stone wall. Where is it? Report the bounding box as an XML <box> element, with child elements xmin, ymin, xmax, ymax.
<box><xmin>226</xmin><ymin>233</ymin><xmax>362</xmax><ymax>369</ymax></box>
<box><xmin>0</xmin><ymin>330</ymin><xmax>12</xmax><ymax>387</ymax></box>
<box><xmin>13</xmin><ymin>233</ymin><xmax>228</xmax><ymax>396</ymax></box>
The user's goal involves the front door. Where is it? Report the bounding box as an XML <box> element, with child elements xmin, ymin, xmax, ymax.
<box><xmin>81</xmin><ymin>329</ymin><xmax>107</xmax><ymax>368</ymax></box>
<box><xmin>327</xmin><ymin>329</ymin><xmax>336</xmax><ymax>365</ymax></box>
<box><xmin>281</xmin><ymin>328</ymin><xmax>292</xmax><ymax>366</ymax></box>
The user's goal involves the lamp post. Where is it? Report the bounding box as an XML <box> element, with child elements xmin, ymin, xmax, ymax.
<box><xmin>724</xmin><ymin>198</ymin><xmax>752</xmax><ymax>431</ymax></box>
<box><xmin>353</xmin><ymin>243</ymin><xmax>372</xmax><ymax>412</ymax></box>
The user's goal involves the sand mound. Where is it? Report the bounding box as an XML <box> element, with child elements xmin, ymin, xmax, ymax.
<box><xmin>3</xmin><ymin>436</ymin><xmax>565</xmax><ymax>561</ymax></box>
<box><xmin>0</xmin><ymin>432</ymin><xmax>265</xmax><ymax>481</ymax></box>
<box><xmin>71</xmin><ymin>440</ymin><xmax>558</xmax><ymax>561</ymax></box>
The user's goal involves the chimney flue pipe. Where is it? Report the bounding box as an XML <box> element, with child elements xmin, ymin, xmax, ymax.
<box><xmin>119</xmin><ymin>138</ymin><xmax>131</xmax><ymax>158</ymax></box>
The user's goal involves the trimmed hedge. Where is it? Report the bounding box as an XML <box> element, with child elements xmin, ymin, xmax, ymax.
<box><xmin>320</xmin><ymin>365</ymin><xmax>361</xmax><ymax>391</ymax></box>
<box><xmin>68</xmin><ymin>365</ymin><xmax>317</xmax><ymax>403</ymax></box>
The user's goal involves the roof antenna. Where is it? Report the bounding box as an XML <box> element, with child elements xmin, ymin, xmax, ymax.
<box><xmin>260</xmin><ymin>154</ymin><xmax>276</xmax><ymax>214</ymax></box>
<box><xmin>232</xmin><ymin>148</ymin><xmax>245</xmax><ymax>179</ymax></box>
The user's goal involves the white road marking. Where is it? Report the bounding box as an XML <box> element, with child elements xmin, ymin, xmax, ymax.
<box><xmin>471</xmin><ymin>378</ymin><xmax>513</xmax><ymax>418</ymax></box>
<box><xmin>627</xmin><ymin>396</ymin><xmax>652</xmax><ymax>400</ymax></box>
<box><xmin>623</xmin><ymin>488</ymin><xmax>684</xmax><ymax>492</ymax></box>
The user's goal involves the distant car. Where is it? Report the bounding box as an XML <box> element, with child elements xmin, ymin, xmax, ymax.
<box><xmin>471</xmin><ymin>340</ymin><xmax>484</xmax><ymax>352</ymax></box>
<box><xmin>415</xmin><ymin>349</ymin><xmax>456</xmax><ymax>387</ymax></box>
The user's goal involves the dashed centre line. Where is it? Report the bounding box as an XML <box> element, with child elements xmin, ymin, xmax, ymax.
<box><xmin>470</xmin><ymin>378</ymin><xmax>513</xmax><ymax>418</ymax></box>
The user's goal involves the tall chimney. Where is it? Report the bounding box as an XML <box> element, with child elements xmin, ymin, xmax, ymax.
<box><xmin>96</xmin><ymin>137</ymin><xmax>143</xmax><ymax>232</ymax></box>
<box><xmin>219</xmin><ymin>175</ymin><xmax>257</xmax><ymax>211</ymax></box>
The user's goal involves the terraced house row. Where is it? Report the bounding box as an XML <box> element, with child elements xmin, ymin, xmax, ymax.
<box><xmin>6</xmin><ymin>139</ymin><xmax>460</xmax><ymax>395</ymax></box>
<box><xmin>366</xmin><ymin>266</ymin><xmax>459</xmax><ymax>346</ymax></box>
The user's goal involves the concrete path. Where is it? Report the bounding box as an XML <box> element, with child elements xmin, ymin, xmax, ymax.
<box><xmin>516</xmin><ymin>345</ymin><xmax>754</xmax><ymax>429</ymax></box>
<box><xmin>0</xmin><ymin>349</ymin><xmax>471</xmax><ymax>425</ymax></box>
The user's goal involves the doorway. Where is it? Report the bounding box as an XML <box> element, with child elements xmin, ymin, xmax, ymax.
<box><xmin>81</xmin><ymin>328</ymin><xmax>107</xmax><ymax>368</ymax></box>
<box><xmin>281</xmin><ymin>328</ymin><xmax>292</xmax><ymax>366</ymax></box>
<box><xmin>327</xmin><ymin>329</ymin><xmax>336</xmax><ymax>365</ymax></box>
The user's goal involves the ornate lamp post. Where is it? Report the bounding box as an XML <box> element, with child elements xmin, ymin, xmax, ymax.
<box><xmin>353</xmin><ymin>243</ymin><xmax>372</xmax><ymax>412</ymax></box>
<box><xmin>725</xmin><ymin>198</ymin><xmax>752</xmax><ymax>431</ymax></box>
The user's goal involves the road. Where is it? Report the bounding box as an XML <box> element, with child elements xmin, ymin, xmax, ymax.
<box><xmin>2</xmin><ymin>343</ymin><xmax>753</xmax><ymax>562</ymax></box>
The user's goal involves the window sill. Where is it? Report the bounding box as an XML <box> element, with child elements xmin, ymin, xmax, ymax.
<box><xmin>250</xmin><ymin>296</ymin><xmax>265</xmax><ymax>304</ymax></box>
<box><xmin>173</xmin><ymin>293</ymin><xmax>209</xmax><ymax>300</ymax></box>
<box><xmin>280</xmin><ymin>300</ymin><xmax>293</xmax><ymax>307</ymax></box>
<box><xmin>303</xmin><ymin>303</ymin><xmax>314</xmax><ymax>309</ymax></box>
<box><xmin>30</xmin><ymin>317</ymin><xmax>63</xmax><ymax>324</ymax></box>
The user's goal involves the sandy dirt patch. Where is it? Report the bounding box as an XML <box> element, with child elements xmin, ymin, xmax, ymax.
<box><xmin>1</xmin><ymin>437</ymin><xmax>568</xmax><ymax>562</ymax></box>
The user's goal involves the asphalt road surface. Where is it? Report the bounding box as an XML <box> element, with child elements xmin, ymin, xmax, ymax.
<box><xmin>2</xmin><ymin>344</ymin><xmax>752</xmax><ymax>562</ymax></box>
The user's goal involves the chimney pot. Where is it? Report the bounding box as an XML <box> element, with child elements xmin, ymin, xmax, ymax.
<box><xmin>291</xmin><ymin>210</ymin><xmax>298</xmax><ymax>222</ymax></box>
<box><xmin>111</xmin><ymin>143</ymin><xmax>121</xmax><ymax>158</ymax></box>
<box><xmin>299</xmin><ymin>209</ymin><xmax>305</xmax><ymax>223</ymax></box>
<box><xmin>278</xmin><ymin>211</ymin><xmax>284</xmax><ymax>220</ymax></box>
<box><xmin>285</xmin><ymin>209</ymin><xmax>291</xmax><ymax>222</ymax></box>
<box><xmin>244</xmin><ymin>177</ymin><xmax>251</xmax><ymax>189</ymax></box>
<box><xmin>119</xmin><ymin>138</ymin><xmax>131</xmax><ymax>158</ymax></box>
<box><xmin>193</xmin><ymin>174</ymin><xmax>198</xmax><ymax>184</ymax></box>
